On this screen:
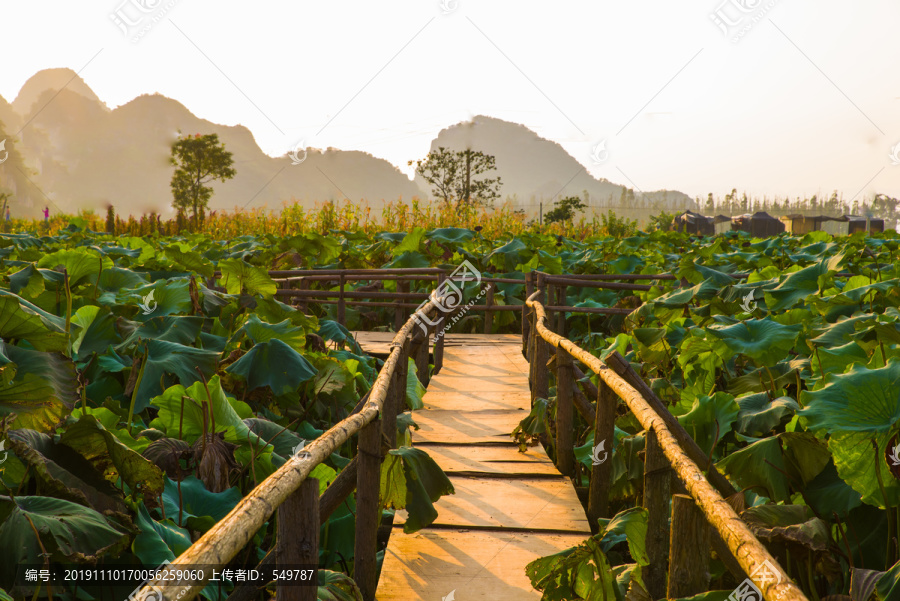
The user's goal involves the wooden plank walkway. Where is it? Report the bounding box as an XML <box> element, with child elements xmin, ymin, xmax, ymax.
<box><xmin>371</xmin><ymin>335</ymin><xmax>592</xmax><ymax>601</ymax></box>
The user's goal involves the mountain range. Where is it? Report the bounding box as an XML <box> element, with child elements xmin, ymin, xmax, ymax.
<box><xmin>0</xmin><ymin>68</ymin><xmax>695</xmax><ymax>219</ymax></box>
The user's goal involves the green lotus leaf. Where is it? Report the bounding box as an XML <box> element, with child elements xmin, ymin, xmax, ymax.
<box><xmin>0</xmin><ymin>290</ymin><xmax>67</xmax><ymax>351</ymax></box>
<box><xmin>707</xmin><ymin>318</ymin><xmax>802</xmax><ymax>365</ymax></box>
<box><xmin>150</xmin><ymin>376</ymin><xmax>254</xmax><ymax>445</ymax></box>
<box><xmin>219</xmin><ymin>258</ymin><xmax>277</xmax><ymax>297</ymax></box>
<box><xmin>0</xmin><ymin>341</ymin><xmax>78</xmax><ymax>432</ymax></box>
<box><xmin>226</xmin><ymin>338</ymin><xmax>317</xmax><ymax>396</ymax></box>
<box><xmin>381</xmin><ymin>446</ymin><xmax>454</xmax><ymax>533</ymax></box>
<box><xmin>36</xmin><ymin>248</ymin><xmax>113</xmax><ymax>287</ymax></box>
<box><xmin>717</xmin><ymin>437</ymin><xmax>791</xmax><ymax>502</ymax></box>
<box><xmin>134</xmin><ymin>339</ymin><xmax>220</xmax><ymax>412</ymax></box>
<box><xmin>735</xmin><ymin>393</ymin><xmax>799</xmax><ymax>436</ymax></box>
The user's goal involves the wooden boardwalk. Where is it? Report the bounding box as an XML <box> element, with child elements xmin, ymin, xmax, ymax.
<box><xmin>359</xmin><ymin>334</ymin><xmax>592</xmax><ymax>601</ymax></box>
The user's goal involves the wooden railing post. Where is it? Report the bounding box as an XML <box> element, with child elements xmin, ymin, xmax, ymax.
<box><xmin>555</xmin><ymin>345</ymin><xmax>574</xmax><ymax>477</ymax></box>
<box><xmin>433</xmin><ymin>272</ymin><xmax>446</xmax><ymax>375</ymax></box>
<box><xmin>522</xmin><ymin>271</ymin><xmax>535</xmax><ymax>356</ymax></box>
<box><xmin>668</xmin><ymin>494</ymin><xmax>710</xmax><ymax>599</ymax></box>
<box><xmin>411</xmin><ymin>326</ymin><xmax>430</xmax><ymax>388</ymax></box>
<box><xmin>643</xmin><ymin>428</ymin><xmax>671</xmax><ymax>600</ymax></box>
<box><xmin>483</xmin><ymin>284</ymin><xmax>495</xmax><ymax>334</ymax></box>
<box><xmin>337</xmin><ymin>275</ymin><xmax>346</xmax><ymax>326</ymax></box>
<box><xmin>394</xmin><ymin>281</ymin><xmax>408</xmax><ymax>331</ymax></box>
<box><xmin>298</xmin><ymin>277</ymin><xmax>309</xmax><ymax>313</ymax></box>
<box><xmin>277</xmin><ymin>478</ymin><xmax>319</xmax><ymax>601</ymax></box>
<box><xmin>588</xmin><ymin>378</ymin><xmax>616</xmax><ymax>529</ymax></box>
<box><xmin>384</xmin><ymin>341</ymin><xmax>408</xmax><ymax>449</ymax></box>
<box><xmin>354</xmin><ymin>417</ymin><xmax>382</xmax><ymax>601</ymax></box>
<box><xmin>556</xmin><ymin>284</ymin><xmax>566</xmax><ymax>334</ymax></box>
<box><xmin>532</xmin><ymin>274</ymin><xmax>549</xmax><ymax>404</ymax></box>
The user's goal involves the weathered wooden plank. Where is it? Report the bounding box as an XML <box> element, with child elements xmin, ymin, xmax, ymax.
<box><xmin>421</xmin><ymin>391</ymin><xmax>530</xmax><ymax>412</ymax></box>
<box><xmin>417</xmin><ymin>444</ymin><xmax>559</xmax><ymax>476</ymax></box>
<box><xmin>376</xmin><ymin>530</ymin><xmax>587</xmax><ymax>601</ymax></box>
<box><xmin>410</xmin><ymin>410</ymin><xmax>526</xmax><ymax>445</ymax></box>
<box><xmin>393</xmin><ymin>478</ymin><xmax>591</xmax><ymax>533</ymax></box>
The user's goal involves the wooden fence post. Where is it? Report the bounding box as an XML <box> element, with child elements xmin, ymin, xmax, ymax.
<box><xmin>556</xmin><ymin>284</ymin><xmax>566</xmax><ymax>334</ymax></box>
<box><xmin>354</xmin><ymin>418</ymin><xmax>382</xmax><ymax>601</ymax></box>
<box><xmin>383</xmin><ymin>343</ymin><xmax>408</xmax><ymax>449</ymax></box>
<box><xmin>412</xmin><ymin>327</ymin><xmax>430</xmax><ymax>388</ymax></box>
<box><xmin>298</xmin><ymin>277</ymin><xmax>309</xmax><ymax>313</ymax></box>
<box><xmin>643</xmin><ymin>429</ymin><xmax>671</xmax><ymax>601</ymax></box>
<box><xmin>277</xmin><ymin>478</ymin><xmax>319</xmax><ymax>601</ymax></box>
<box><xmin>532</xmin><ymin>275</ymin><xmax>549</xmax><ymax>404</ymax></box>
<box><xmin>555</xmin><ymin>346</ymin><xmax>574</xmax><ymax>477</ymax></box>
<box><xmin>523</xmin><ymin>271</ymin><xmax>535</xmax><ymax>356</ymax></box>
<box><xmin>433</xmin><ymin>272</ymin><xmax>446</xmax><ymax>375</ymax></box>
<box><xmin>588</xmin><ymin>379</ymin><xmax>616</xmax><ymax>529</ymax></box>
<box><xmin>484</xmin><ymin>284</ymin><xmax>495</xmax><ymax>334</ymax></box>
<box><xmin>668</xmin><ymin>494</ymin><xmax>710</xmax><ymax>599</ymax></box>
<box><xmin>394</xmin><ymin>281</ymin><xmax>408</xmax><ymax>331</ymax></box>
<box><xmin>337</xmin><ymin>275</ymin><xmax>346</xmax><ymax>326</ymax></box>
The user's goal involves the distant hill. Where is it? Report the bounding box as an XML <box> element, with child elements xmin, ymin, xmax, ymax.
<box><xmin>0</xmin><ymin>69</ymin><xmax>696</xmax><ymax>220</ymax></box>
<box><xmin>421</xmin><ymin>116</ymin><xmax>695</xmax><ymax>219</ymax></box>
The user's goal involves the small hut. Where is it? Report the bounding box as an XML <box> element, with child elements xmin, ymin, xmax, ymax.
<box><xmin>733</xmin><ymin>212</ymin><xmax>785</xmax><ymax>237</ymax></box>
<box><xmin>713</xmin><ymin>215</ymin><xmax>733</xmax><ymax>235</ymax></box>
<box><xmin>674</xmin><ymin>210</ymin><xmax>714</xmax><ymax>236</ymax></box>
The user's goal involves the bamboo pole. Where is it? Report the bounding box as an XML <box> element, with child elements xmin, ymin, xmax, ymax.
<box><xmin>525</xmin><ymin>293</ymin><xmax>808</xmax><ymax>601</ymax></box>
<box><xmin>132</xmin><ymin>301</ymin><xmax>439</xmax><ymax>601</ymax></box>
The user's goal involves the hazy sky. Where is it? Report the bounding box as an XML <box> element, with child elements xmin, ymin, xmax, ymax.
<box><xmin>2</xmin><ymin>0</ymin><xmax>899</xmax><ymax>202</ymax></box>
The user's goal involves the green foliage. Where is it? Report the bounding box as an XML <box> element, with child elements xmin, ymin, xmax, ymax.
<box><xmin>170</xmin><ymin>132</ymin><xmax>236</xmax><ymax>228</ymax></box>
<box><xmin>545</xmin><ymin>196</ymin><xmax>587</xmax><ymax>224</ymax></box>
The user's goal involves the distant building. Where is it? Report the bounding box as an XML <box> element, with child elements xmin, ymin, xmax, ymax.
<box><xmin>713</xmin><ymin>215</ymin><xmax>732</xmax><ymax>235</ymax></box>
<box><xmin>779</xmin><ymin>214</ymin><xmax>836</xmax><ymax>235</ymax></box>
<box><xmin>733</xmin><ymin>212</ymin><xmax>785</xmax><ymax>237</ymax></box>
<box><xmin>674</xmin><ymin>210</ymin><xmax>714</xmax><ymax>236</ymax></box>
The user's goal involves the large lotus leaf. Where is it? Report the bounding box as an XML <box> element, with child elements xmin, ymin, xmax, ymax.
<box><xmin>235</xmin><ymin>313</ymin><xmax>307</xmax><ymax>351</ymax></box>
<box><xmin>250</xmin><ymin>297</ymin><xmax>319</xmax><ymax>331</ymax></box>
<box><xmin>280</xmin><ymin>233</ymin><xmax>343</xmax><ymax>267</ymax></box>
<box><xmin>827</xmin><ymin>429</ymin><xmax>900</xmax><ymax>508</ymax></box>
<box><xmin>97</xmin><ymin>266</ymin><xmax>148</xmax><ymax>293</ymax></box>
<box><xmin>316</xmin><ymin>570</ymin><xmax>365</xmax><ymax>601</ymax></box>
<box><xmin>742</xmin><ymin>504</ymin><xmax>830</xmax><ymax>553</ymax></box>
<box><xmin>392</xmin><ymin>227</ymin><xmax>427</xmax><ymax>255</ymax></box>
<box><xmin>818</xmin><ymin>278</ymin><xmax>900</xmax><ymax>306</ymax></box>
<box><xmin>132</xmin><ymin>502</ymin><xmax>191</xmax><ymax>565</ymax></box>
<box><xmin>381</xmin><ymin>446</ymin><xmax>455</xmax><ymax>533</ymax></box>
<box><xmin>707</xmin><ymin>318</ymin><xmax>802</xmax><ymax>365</ymax></box>
<box><xmin>129</xmin><ymin>279</ymin><xmax>193</xmax><ymax>320</ymax></box>
<box><xmin>226</xmin><ymin>339</ymin><xmax>317</xmax><ymax>395</ymax></box>
<box><xmin>650</xmin><ymin>280</ymin><xmax>719</xmax><ymax>308</ymax></box>
<box><xmin>802</xmin><ymin>461</ymin><xmax>862</xmax><ymax>518</ymax></box>
<box><xmin>779</xmin><ymin>431</ymin><xmax>831</xmax><ymax>486</ymax></box>
<box><xmin>5</xmin><ymin>429</ymin><xmax>127</xmax><ymax>514</ymax></box>
<box><xmin>219</xmin><ymin>258</ymin><xmax>276</xmax><ymax>297</ymax></box>
<box><xmin>716</xmin><ymin>437</ymin><xmax>791</xmax><ymax>502</ymax></box>
<box><xmin>0</xmin><ymin>495</ymin><xmax>129</xmax><ymax>586</ymax></box>
<box><xmin>809</xmin><ymin>314</ymin><xmax>877</xmax><ymax>347</ymax></box>
<box><xmin>799</xmin><ymin>360</ymin><xmax>900</xmax><ymax>433</ymax></box>
<box><xmin>160</xmin><ymin>476</ymin><xmax>242</xmax><ymax>532</ymax></box>
<box><xmin>318</xmin><ymin>320</ymin><xmax>363</xmax><ymax>354</ymax></box>
<box><xmin>486</xmin><ymin>238</ymin><xmax>528</xmax><ymax>272</ymax></box>
<box><xmin>0</xmin><ymin>341</ymin><xmax>77</xmax><ymax>432</ymax></box>
<box><xmin>878</xmin><ymin>560</ymin><xmax>900</xmax><ymax>601</ymax></box>
<box><xmin>526</xmin><ymin>536</ymin><xmax>617</xmax><ymax>601</ymax></box>
<box><xmin>58</xmin><ymin>414</ymin><xmax>164</xmax><ymax>497</ymax></box>
<box><xmin>735</xmin><ymin>393</ymin><xmax>799</xmax><ymax>436</ymax></box>
<box><xmin>597</xmin><ymin>506</ymin><xmax>649</xmax><ymax>566</ymax></box>
<box><xmin>36</xmin><ymin>248</ymin><xmax>113</xmax><ymax>287</ymax></box>
<box><xmin>165</xmin><ymin>246</ymin><xmax>215</xmax><ymax>278</ymax></box>
<box><xmin>384</xmin><ymin>251</ymin><xmax>431</xmax><ymax>269</ymax></box>
<box><xmin>70</xmin><ymin>305</ymin><xmax>121</xmax><ymax>361</ymax></box>
<box><xmin>679</xmin><ymin>262</ymin><xmax>737</xmax><ymax>287</ymax></box>
<box><xmin>0</xmin><ymin>290</ymin><xmax>67</xmax><ymax>351</ymax></box>
<box><xmin>243</xmin><ymin>417</ymin><xmax>306</xmax><ymax>459</ymax></box>
<box><xmin>150</xmin><ymin>376</ymin><xmax>255</xmax><ymax>445</ymax></box>
<box><xmin>8</xmin><ymin>264</ymin><xmax>48</xmax><ymax>298</ymax></box>
<box><xmin>677</xmin><ymin>392</ymin><xmax>740</xmax><ymax>456</ymax></box>
<box><xmin>764</xmin><ymin>253</ymin><xmax>844</xmax><ymax>311</ymax></box>
<box><xmin>135</xmin><ymin>338</ymin><xmax>220</xmax><ymax>411</ymax></box>
<box><xmin>119</xmin><ymin>315</ymin><xmax>205</xmax><ymax>348</ymax></box>
<box><xmin>427</xmin><ymin>227</ymin><xmax>474</xmax><ymax>244</ymax></box>
<box><xmin>809</xmin><ymin>341</ymin><xmax>869</xmax><ymax>378</ymax></box>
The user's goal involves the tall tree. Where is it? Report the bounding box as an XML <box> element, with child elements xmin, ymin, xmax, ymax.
<box><xmin>170</xmin><ymin>133</ymin><xmax>236</xmax><ymax>228</ymax></box>
<box><xmin>409</xmin><ymin>147</ymin><xmax>501</xmax><ymax>208</ymax></box>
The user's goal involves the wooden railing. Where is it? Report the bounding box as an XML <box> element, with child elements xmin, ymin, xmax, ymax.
<box><xmin>523</xmin><ymin>290</ymin><xmax>809</xmax><ymax>601</ymax></box>
<box><xmin>132</xmin><ymin>298</ymin><xmax>442</xmax><ymax>601</ymax></box>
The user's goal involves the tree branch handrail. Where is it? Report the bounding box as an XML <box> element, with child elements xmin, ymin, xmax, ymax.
<box><xmin>525</xmin><ymin>291</ymin><xmax>808</xmax><ymax>601</ymax></box>
<box><xmin>132</xmin><ymin>299</ymin><xmax>440</xmax><ymax>601</ymax></box>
